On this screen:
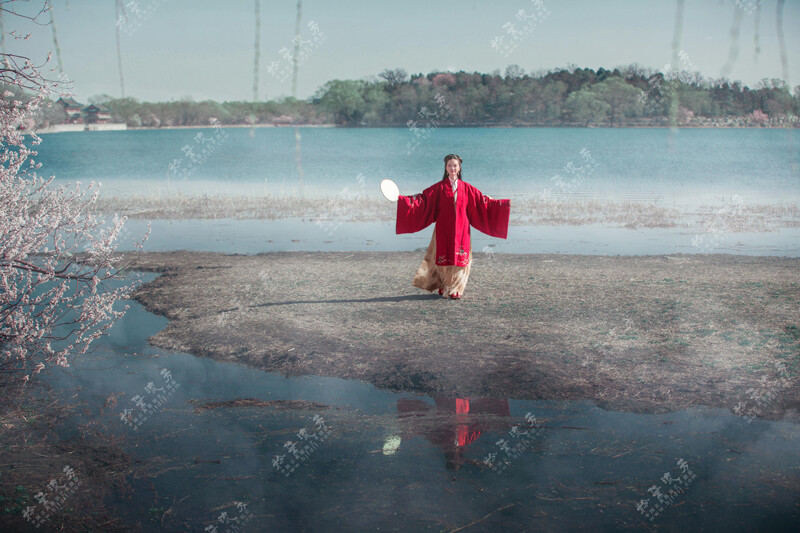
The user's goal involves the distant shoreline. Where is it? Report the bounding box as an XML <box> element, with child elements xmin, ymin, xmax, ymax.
<box><xmin>36</xmin><ymin>122</ymin><xmax>799</xmax><ymax>134</ymax></box>
<box><xmin>147</xmin><ymin>123</ymin><xmax>797</xmax><ymax>130</ymax></box>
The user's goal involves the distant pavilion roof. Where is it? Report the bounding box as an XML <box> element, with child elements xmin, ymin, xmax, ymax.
<box><xmin>83</xmin><ymin>103</ymin><xmax>112</xmax><ymax>113</ymax></box>
<box><xmin>57</xmin><ymin>97</ymin><xmax>83</xmax><ymax>107</ymax></box>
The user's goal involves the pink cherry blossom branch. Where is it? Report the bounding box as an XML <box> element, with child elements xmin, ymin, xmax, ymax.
<box><xmin>1</xmin><ymin>17</ymin><xmax>149</xmax><ymax>386</ymax></box>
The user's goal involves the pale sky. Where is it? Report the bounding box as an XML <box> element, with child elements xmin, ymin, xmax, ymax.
<box><xmin>4</xmin><ymin>0</ymin><xmax>799</xmax><ymax>103</ymax></box>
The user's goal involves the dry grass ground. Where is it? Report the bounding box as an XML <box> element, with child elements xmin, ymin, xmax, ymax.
<box><xmin>122</xmin><ymin>251</ymin><xmax>800</xmax><ymax>423</ymax></box>
<box><xmin>94</xmin><ymin>195</ymin><xmax>800</xmax><ymax>231</ymax></box>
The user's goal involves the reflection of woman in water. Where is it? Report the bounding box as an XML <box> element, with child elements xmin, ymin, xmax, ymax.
<box><xmin>395</xmin><ymin>154</ymin><xmax>511</xmax><ymax>300</ymax></box>
<box><xmin>394</xmin><ymin>397</ymin><xmax>510</xmax><ymax>471</ymax></box>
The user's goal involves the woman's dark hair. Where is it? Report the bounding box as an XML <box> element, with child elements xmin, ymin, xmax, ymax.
<box><xmin>442</xmin><ymin>154</ymin><xmax>463</xmax><ymax>180</ymax></box>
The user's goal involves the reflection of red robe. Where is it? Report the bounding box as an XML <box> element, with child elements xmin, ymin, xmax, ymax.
<box><xmin>397</xmin><ymin>397</ymin><xmax>511</xmax><ymax>449</ymax></box>
<box><xmin>396</xmin><ymin>178</ymin><xmax>510</xmax><ymax>267</ymax></box>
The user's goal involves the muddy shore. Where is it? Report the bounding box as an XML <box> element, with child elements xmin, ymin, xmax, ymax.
<box><xmin>122</xmin><ymin>251</ymin><xmax>800</xmax><ymax>422</ymax></box>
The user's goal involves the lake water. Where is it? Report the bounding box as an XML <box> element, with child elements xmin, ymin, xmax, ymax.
<box><xmin>34</xmin><ymin>126</ymin><xmax>800</xmax><ymax>206</ymax></box>
<box><xmin>34</xmin><ymin>126</ymin><xmax>800</xmax><ymax>256</ymax></box>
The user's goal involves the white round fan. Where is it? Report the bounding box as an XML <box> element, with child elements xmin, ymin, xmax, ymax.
<box><xmin>380</xmin><ymin>179</ymin><xmax>400</xmax><ymax>202</ymax></box>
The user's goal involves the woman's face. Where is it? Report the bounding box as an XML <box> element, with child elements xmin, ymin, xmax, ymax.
<box><xmin>446</xmin><ymin>158</ymin><xmax>461</xmax><ymax>179</ymax></box>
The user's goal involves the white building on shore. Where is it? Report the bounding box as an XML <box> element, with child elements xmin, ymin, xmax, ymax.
<box><xmin>38</xmin><ymin>99</ymin><xmax>127</xmax><ymax>134</ymax></box>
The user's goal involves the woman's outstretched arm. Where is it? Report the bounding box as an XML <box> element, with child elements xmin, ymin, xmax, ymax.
<box><xmin>396</xmin><ymin>184</ymin><xmax>440</xmax><ymax>234</ymax></box>
<box><xmin>465</xmin><ymin>183</ymin><xmax>511</xmax><ymax>239</ymax></box>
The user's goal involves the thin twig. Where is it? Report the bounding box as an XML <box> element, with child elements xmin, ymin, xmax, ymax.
<box><xmin>447</xmin><ymin>503</ymin><xmax>514</xmax><ymax>533</ymax></box>
<box><xmin>535</xmin><ymin>496</ymin><xmax>597</xmax><ymax>502</ymax></box>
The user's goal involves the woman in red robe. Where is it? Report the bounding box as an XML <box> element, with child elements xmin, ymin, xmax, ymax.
<box><xmin>396</xmin><ymin>154</ymin><xmax>511</xmax><ymax>299</ymax></box>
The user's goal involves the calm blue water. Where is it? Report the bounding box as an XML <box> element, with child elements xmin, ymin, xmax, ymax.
<box><xmin>34</xmin><ymin>127</ymin><xmax>800</xmax><ymax>205</ymax></box>
<box><xmin>118</xmin><ymin>218</ymin><xmax>800</xmax><ymax>256</ymax></box>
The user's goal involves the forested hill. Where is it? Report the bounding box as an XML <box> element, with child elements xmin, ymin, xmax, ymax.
<box><xmin>37</xmin><ymin>65</ymin><xmax>800</xmax><ymax>128</ymax></box>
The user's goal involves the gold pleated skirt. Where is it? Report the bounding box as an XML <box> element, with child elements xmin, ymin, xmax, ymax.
<box><xmin>412</xmin><ymin>228</ymin><xmax>472</xmax><ymax>297</ymax></box>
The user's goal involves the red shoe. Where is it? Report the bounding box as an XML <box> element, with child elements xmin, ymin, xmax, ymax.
<box><xmin>438</xmin><ymin>289</ymin><xmax>444</xmax><ymax>295</ymax></box>
<box><xmin>449</xmin><ymin>292</ymin><xmax>461</xmax><ymax>300</ymax></box>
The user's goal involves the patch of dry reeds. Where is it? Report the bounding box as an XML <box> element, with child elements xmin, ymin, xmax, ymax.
<box><xmin>93</xmin><ymin>194</ymin><xmax>799</xmax><ymax>232</ymax></box>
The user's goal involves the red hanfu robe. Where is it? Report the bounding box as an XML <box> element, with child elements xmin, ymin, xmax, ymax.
<box><xmin>396</xmin><ymin>178</ymin><xmax>510</xmax><ymax>267</ymax></box>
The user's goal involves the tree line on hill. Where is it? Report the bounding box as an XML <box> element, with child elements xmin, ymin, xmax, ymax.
<box><xmin>23</xmin><ymin>64</ymin><xmax>800</xmax><ymax>128</ymax></box>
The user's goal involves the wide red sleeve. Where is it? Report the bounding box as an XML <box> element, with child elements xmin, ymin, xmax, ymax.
<box><xmin>396</xmin><ymin>184</ymin><xmax>439</xmax><ymax>234</ymax></box>
<box><xmin>465</xmin><ymin>183</ymin><xmax>510</xmax><ymax>239</ymax></box>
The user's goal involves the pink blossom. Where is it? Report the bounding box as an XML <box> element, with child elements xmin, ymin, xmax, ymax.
<box><xmin>1</xmin><ymin>50</ymin><xmax>150</xmax><ymax>385</ymax></box>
